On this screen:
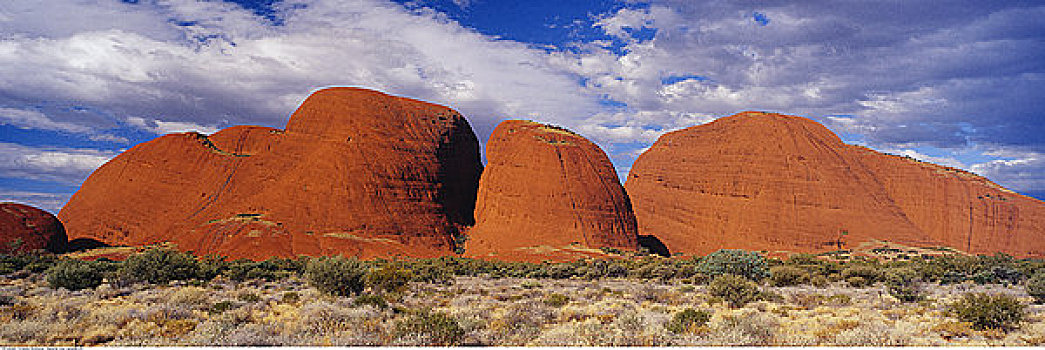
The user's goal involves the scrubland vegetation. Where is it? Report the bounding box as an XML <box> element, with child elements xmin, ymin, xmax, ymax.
<box><xmin>2</xmin><ymin>247</ymin><xmax>1044</xmax><ymax>346</ymax></box>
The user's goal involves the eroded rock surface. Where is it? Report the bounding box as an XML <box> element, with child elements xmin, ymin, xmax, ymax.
<box><xmin>465</xmin><ymin>120</ymin><xmax>638</xmax><ymax>261</ymax></box>
<box><xmin>1</xmin><ymin>203</ymin><xmax>67</xmax><ymax>253</ymax></box>
<box><xmin>626</xmin><ymin>112</ymin><xmax>1045</xmax><ymax>257</ymax></box>
<box><xmin>59</xmin><ymin>87</ymin><xmax>482</xmax><ymax>260</ymax></box>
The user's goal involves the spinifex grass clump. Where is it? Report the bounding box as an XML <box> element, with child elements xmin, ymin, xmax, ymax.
<box><xmin>394</xmin><ymin>309</ymin><xmax>465</xmax><ymax>346</ymax></box>
<box><xmin>665</xmin><ymin>308</ymin><xmax>712</xmax><ymax>334</ymax></box>
<box><xmin>707</xmin><ymin>274</ymin><xmax>762</xmax><ymax>308</ymax></box>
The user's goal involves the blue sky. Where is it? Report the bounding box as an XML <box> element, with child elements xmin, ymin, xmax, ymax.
<box><xmin>1</xmin><ymin>0</ymin><xmax>1044</xmax><ymax>212</ymax></box>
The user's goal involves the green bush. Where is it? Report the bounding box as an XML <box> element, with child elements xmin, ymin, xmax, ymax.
<box><xmin>119</xmin><ymin>248</ymin><xmax>203</xmax><ymax>284</ymax></box>
<box><xmin>883</xmin><ymin>267</ymin><xmax>923</xmax><ymax>303</ymax></box>
<box><xmin>696</xmin><ymin>250</ymin><xmax>769</xmax><ymax>281</ymax></box>
<box><xmin>914</xmin><ymin>253</ymin><xmax>1023</xmax><ymax>285</ymax></box>
<box><xmin>948</xmin><ymin>293</ymin><xmax>1025</xmax><ymax>331</ymax></box>
<box><xmin>543</xmin><ymin>293</ymin><xmax>570</xmax><ymax>307</ymax></box>
<box><xmin>768</xmin><ymin>266</ymin><xmax>810</xmax><ymax>286</ymax></box>
<box><xmin>223</xmin><ymin>257</ymin><xmax>304</xmax><ymax>282</ymax></box>
<box><xmin>46</xmin><ymin>259</ymin><xmax>106</xmax><ymax>291</ymax></box>
<box><xmin>305</xmin><ymin>256</ymin><xmax>366</xmax><ymax>296</ymax></box>
<box><xmin>1024</xmin><ymin>273</ymin><xmax>1045</xmax><ymax>304</ymax></box>
<box><xmin>841</xmin><ymin>265</ymin><xmax>879</xmax><ymax>287</ymax></box>
<box><xmin>707</xmin><ymin>274</ymin><xmax>762</xmax><ymax>308</ymax></box>
<box><xmin>394</xmin><ymin>309</ymin><xmax>465</xmax><ymax>346</ymax></box>
<box><xmin>0</xmin><ymin>253</ymin><xmax>58</xmax><ymax>274</ymax></box>
<box><xmin>366</xmin><ymin>265</ymin><xmax>414</xmax><ymax>293</ymax></box>
<box><xmin>665</xmin><ymin>308</ymin><xmax>712</xmax><ymax>334</ymax></box>
<box><xmin>973</xmin><ymin>253</ymin><xmax>1021</xmax><ymax>285</ymax></box>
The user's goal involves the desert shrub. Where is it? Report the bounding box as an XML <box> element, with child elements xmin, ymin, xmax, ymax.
<box><xmin>707</xmin><ymin>274</ymin><xmax>762</xmax><ymax>308</ymax></box>
<box><xmin>809</xmin><ymin>275</ymin><xmax>829</xmax><ymax>287</ymax></box>
<box><xmin>1016</xmin><ymin>259</ymin><xmax>1045</xmax><ymax>279</ymax></box>
<box><xmin>46</xmin><ymin>259</ymin><xmax>106</xmax><ymax>290</ymax></box>
<box><xmin>195</xmin><ymin>255</ymin><xmax>226</xmax><ymax>281</ymax></box>
<box><xmin>237</xmin><ymin>292</ymin><xmax>261</xmax><ymax>303</ymax></box>
<box><xmin>282</xmin><ymin>291</ymin><xmax>300</xmax><ymax>304</ymax></box>
<box><xmin>1025</xmin><ymin>273</ymin><xmax>1045</xmax><ymax>304</ymax></box>
<box><xmin>209</xmin><ymin>301</ymin><xmax>236</xmax><ymax>314</ymax></box>
<box><xmin>841</xmin><ymin>265</ymin><xmax>879</xmax><ymax>287</ymax></box>
<box><xmin>915</xmin><ymin>253</ymin><xmax>1024</xmax><ymax>285</ymax></box>
<box><xmin>696</xmin><ymin>250</ymin><xmax>768</xmax><ymax>281</ymax></box>
<box><xmin>0</xmin><ymin>253</ymin><xmax>58</xmax><ymax>274</ymax></box>
<box><xmin>305</xmin><ymin>255</ymin><xmax>366</xmax><ymax>296</ymax></box>
<box><xmin>394</xmin><ymin>309</ymin><xmax>465</xmax><ymax>346</ymax></box>
<box><xmin>520</xmin><ymin>281</ymin><xmax>542</xmax><ymax>289</ymax></box>
<box><xmin>768</xmin><ymin>266</ymin><xmax>810</xmax><ymax>286</ymax></box>
<box><xmin>354</xmin><ymin>294</ymin><xmax>388</xmax><ymax>309</ymax></box>
<box><xmin>223</xmin><ymin>257</ymin><xmax>304</xmax><ymax>282</ymax></box>
<box><xmin>543</xmin><ymin>293</ymin><xmax>570</xmax><ymax>307</ymax></box>
<box><xmin>224</xmin><ymin>260</ymin><xmax>273</xmax><ymax>282</ymax></box>
<box><xmin>402</xmin><ymin>261</ymin><xmax>453</xmax><ymax>284</ymax></box>
<box><xmin>914</xmin><ymin>254</ymin><xmax>974</xmax><ymax>283</ymax></box>
<box><xmin>948</xmin><ymin>293</ymin><xmax>1025</xmax><ymax>331</ymax></box>
<box><xmin>168</xmin><ymin>286</ymin><xmax>211</xmax><ymax>308</ymax></box>
<box><xmin>366</xmin><ymin>265</ymin><xmax>414</xmax><ymax>293</ymax></box>
<box><xmin>665</xmin><ymin>308</ymin><xmax>712</xmax><ymax>334</ymax></box>
<box><xmin>632</xmin><ymin>260</ymin><xmax>678</xmax><ymax>281</ymax></box>
<box><xmin>119</xmin><ymin>247</ymin><xmax>203</xmax><ymax>284</ymax></box>
<box><xmin>883</xmin><ymin>267</ymin><xmax>923</xmax><ymax>303</ymax></box>
<box><xmin>972</xmin><ymin>253</ymin><xmax>1021</xmax><ymax>285</ymax></box>
<box><xmin>542</xmin><ymin>264</ymin><xmax>578</xmax><ymax>279</ymax></box>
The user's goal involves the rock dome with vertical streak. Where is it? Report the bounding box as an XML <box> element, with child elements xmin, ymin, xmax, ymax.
<box><xmin>465</xmin><ymin>120</ymin><xmax>638</xmax><ymax>261</ymax></box>
<box><xmin>58</xmin><ymin>87</ymin><xmax>483</xmax><ymax>260</ymax></box>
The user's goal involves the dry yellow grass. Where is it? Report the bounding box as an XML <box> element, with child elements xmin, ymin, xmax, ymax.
<box><xmin>0</xmin><ymin>273</ymin><xmax>1042</xmax><ymax>346</ymax></box>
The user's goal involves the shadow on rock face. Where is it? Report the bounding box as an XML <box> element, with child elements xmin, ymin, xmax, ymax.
<box><xmin>637</xmin><ymin>235</ymin><xmax>670</xmax><ymax>257</ymax></box>
<box><xmin>64</xmin><ymin>238</ymin><xmax>110</xmax><ymax>253</ymax></box>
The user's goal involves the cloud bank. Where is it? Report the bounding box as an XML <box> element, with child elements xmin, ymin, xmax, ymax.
<box><xmin>1</xmin><ymin>0</ymin><xmax>1043</xmax><ymax>211</ymax></box>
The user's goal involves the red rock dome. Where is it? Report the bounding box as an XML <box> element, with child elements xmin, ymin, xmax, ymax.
<box><xmin>59</xmin><ymin>87</ymin><xmax>482</xmax><ymax>260</ymax></box>
<box><xmin>465</xmin><ymin>120</ymin><xmax>638</xmax><ymax>262</ymax></box>
<box><xmin>625</xmin><ymin>111</ymin><xmax>1045</xmax><ymax>257</ymax></box>
<box><xmin>1</xmin><ymin>202</ymin><xmax>67</xmax><ymax>253</ymax></box>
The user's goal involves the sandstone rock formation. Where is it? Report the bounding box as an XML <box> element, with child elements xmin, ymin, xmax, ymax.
<box><xmin>626</xmin><ymin>111</ymin><xmax>1045</xmax><ymax>257</ymax></box>
<box><xmin>59</xmin><ymin>87</ymin><xmax>483</xmax><ymax>260</ymax></box>
<box><xmin>465</xmin><ymin>120</ymin><xmax>638</xmax><ymax>262</ymax></box>
<box><xmin>1</xmin><ymin>203</ymin><xmax>67</xmax><ymax>253</ymax></box>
